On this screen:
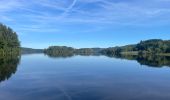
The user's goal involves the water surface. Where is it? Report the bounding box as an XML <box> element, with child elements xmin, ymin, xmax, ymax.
<box><xmin>0</xmin><ymin>54</ymin><xmax>170</xmax><ymax>100</ymax></box>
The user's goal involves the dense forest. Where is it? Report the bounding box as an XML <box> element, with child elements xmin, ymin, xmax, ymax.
<box><xmin>101</xmin><ymin>39</ymin><xmax>170</xmax><ymax>56</ymax></box>
<box><xmin>0</xmin><ymin>23</ymin><xmax>20</xmax><ymax>55</ymax></box>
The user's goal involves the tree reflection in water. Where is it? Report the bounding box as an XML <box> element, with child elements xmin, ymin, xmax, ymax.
<box><xmin>106</xmin><ymin>54</ymin><xmax>170</xmax><ymax>67</ymax></box>
<box><xmin>0</xmin><ymin>54</ymin><xmax>20</xmax><ymax>82</ymax></box>
<box><xmin>45</xmin><ymin>51</ymin><xmax>170</xmax><ymax>67</ymax></box>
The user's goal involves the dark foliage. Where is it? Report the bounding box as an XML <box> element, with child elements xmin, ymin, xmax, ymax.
<box><xmin>44</xmin><ymin>46</ymin><xmax>75</xmax><ymax>57</ymax></box>
<box><xmin>0</xmin><ymin>23</ymin><xmax>20</xmax><ymax>54</ymax></box>
<box><xmin>0</xmin><ymin>54</ymin><xmax>20</xmax><ymax>82</ymax></box>
<box><xmin>106</xmin><ymin>54</ymin><xmax>170</xmax><ymax>67</ymax></box>
<box><xmin>102</xmin><ymin>39</ymin><xmax>170</xmax><ymax>55</ymax></box>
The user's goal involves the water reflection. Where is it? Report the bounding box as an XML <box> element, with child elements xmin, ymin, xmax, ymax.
<box><xmin>45</xmin><ymin>52</ymin><xmax>101</xmax><ymax>58</ymax></box>
<box><xmin>1</xmin><ymin>54</ymin><xmax>170</xmax><ymax>100</ymax></box>
<box><xmin>45</xmin><ymin>53</ymin><xmax>74</xmax><ymax>58</ymax></box>
<box><xmin>46</xmin><ymin>52</ymin><xmax>170</xmax><ymax>67</ymax></box>
<box><xmin>106</xmin><ymin>54</ymin><xmax>170</xmax><ymax>67</ymax></box>
<box><xmin>0</xmin><ymin>54</ymin><xmax>20</xmax><ymax>82</ymax></box>
<box><xmin>0</xmin><ymin>53</ymin><xmax>168</xmax><ymax>84</ymax></box>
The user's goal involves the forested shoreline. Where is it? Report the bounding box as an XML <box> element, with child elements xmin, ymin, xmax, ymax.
<box><xmin>0</xmin><ymin>23</ymin><xmax>20</xmax><ymax>55</ymax></box>
<box><xmin>101</xmin><ymin>39</ymin><xmax>170</xmax><ymax>56</ymax></box>
<box><xmin>44</xmin><ymin>39</ymin><xmax>170</xmax><ymax>57</ymax></box>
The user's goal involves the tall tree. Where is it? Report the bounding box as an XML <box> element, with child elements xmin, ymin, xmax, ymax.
<box><xmin>0</xmin><ymin>23</ymin><xmax>20</xmax><ymax>54</ymax></box>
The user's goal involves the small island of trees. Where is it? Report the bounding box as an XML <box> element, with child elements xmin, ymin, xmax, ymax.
<box><xmin>44</xmin><ymin>46</ymin><xmax>101</xmax><ymax>57</ymax></box>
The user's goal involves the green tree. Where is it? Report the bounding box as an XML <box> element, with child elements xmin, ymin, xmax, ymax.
<box><xmin>0</xmin><ymin>23</ymin><xmax>20</xmax><ymax>55</ymax></box>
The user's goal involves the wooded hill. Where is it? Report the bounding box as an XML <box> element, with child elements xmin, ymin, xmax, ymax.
<box><xmin>101</xmin><ymin>39</ymin><xmax>170</xmax><ymax>55</ymax></box>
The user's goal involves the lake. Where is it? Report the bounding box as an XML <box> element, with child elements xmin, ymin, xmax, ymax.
<box><xmin>0</xmin><ymin>54</ymin><xmax>170</xmax><ymax>100</ymax></box>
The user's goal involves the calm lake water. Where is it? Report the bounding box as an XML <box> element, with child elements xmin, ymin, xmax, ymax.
<box><xmin>0</xmin><ymin>54</ymin><xmax>170</xmax><ymax>100</ymax></box>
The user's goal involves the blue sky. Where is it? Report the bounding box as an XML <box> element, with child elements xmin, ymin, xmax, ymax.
<box><xmin>0</xmin><ymin>0</ymin><xmax>170</xmax><ymax>48</ymax></box>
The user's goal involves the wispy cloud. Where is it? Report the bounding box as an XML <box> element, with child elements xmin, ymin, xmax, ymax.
<box><xmin>0</xmin><ymin>0</ymin><xmax>22</xmax><ymax>12</ymax></box>
<box><xmin>64</xmin><ymin>0</ymin><xmax>77</xmax><ymax>14</ymax></box>
<box><xmin>1</xmin><ymin>0</ymin><xmax>170</xmax><ymax>34</ymax></box>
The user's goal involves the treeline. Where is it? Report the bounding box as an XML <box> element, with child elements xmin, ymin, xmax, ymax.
<box><xmin>0</xmin><ymin>23</ymin><xmax>20</xmax><ymax>55</ymax></box>
<box><xmin>102</xmin><ymin>39</ymin><xmax>170</xmax><ymax>55</ymax></box>
<box><xmin>21</xmin><ymin>47</ymin><xmax>43</xmax><ymax>54</ymax></box>
<box><xmin>44</xmin><ymin>46</ymin><xmax>103</xmax><ymax>57</ymax></box>
<box><xmin>44</xmin><ymin>39</ymin><xmax>170</xmax><ymax>57</ymax></box>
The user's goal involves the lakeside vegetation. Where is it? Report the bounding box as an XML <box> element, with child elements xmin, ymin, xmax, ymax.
<box><xmin>0</xmin><ymin>23</ymin><xmax>20</xmax><ymax>55</ymax></box>
<box><xmin>43</xmin><ymin>44</ymin><xmax>170</xmax><ymax>67</ymax></box>
<box><xmin>101</xmin><ymin>39</ymin><xmax>170</xmax><ymax>56</ymax></box>
<box><xmin>44</xmin><ymin>39</ymin><xmax>170</xmax><ymax>57</ymax></box>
